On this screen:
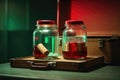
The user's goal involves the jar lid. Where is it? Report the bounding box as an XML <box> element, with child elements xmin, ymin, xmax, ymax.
<box><xmin>65</xmin><ymin>20</ymin><xmax>84</xmax><ymax>25</ymax></box>
<box><xmin>37</xmin><ymin>20</ymin><xmax>55</xmax><ymax>25</ymax></box>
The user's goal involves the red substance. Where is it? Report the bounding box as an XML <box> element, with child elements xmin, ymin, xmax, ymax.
<box><xmin>33</xmin><ymin>45</ymin><xmax>46</xmax><ymax>59</ymax></box>
<box><xmin>63</xmin><ymin>42</ymin><xmax>87</xmax><ymax>59</ymax></box>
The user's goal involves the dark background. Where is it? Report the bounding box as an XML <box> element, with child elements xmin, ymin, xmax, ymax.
<box><xmin>0</xmin><ymin>0</ymin><xmax>57</xmax><ymax>63</ymax></box>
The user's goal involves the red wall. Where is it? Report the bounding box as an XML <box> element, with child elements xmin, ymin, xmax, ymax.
<box><xmin>71</xmin><ymin>0</ymin><xmax>120</xmax><ymax>36</ymax></box>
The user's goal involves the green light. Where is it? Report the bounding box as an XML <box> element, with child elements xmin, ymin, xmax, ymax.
<box><xmin>43</xmin><ymin>29</ymin><xmax>49</xmax><ymax>33</ymax></box>
<box><xmin>45</xmin><ymin>37</ymin><xmax>48</xmax><ymax>43</ymax></box>
<box><xmin>82</xmin><ymin>35</ymin><xmax>87</xmax><ymax>42</ymax></box>
<box><xmin>52</xmin><ymin>36</ymin><xmax>55</xmax><ymax>53</ymax></box>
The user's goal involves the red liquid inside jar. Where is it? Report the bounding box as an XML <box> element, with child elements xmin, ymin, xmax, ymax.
<box><xmin>62</xmin><ymin>42</ymin><xmax>87</xmax><ymax>59</ymax></box>
<box><xmin>33</xmin><ymin>45</ymin><xmax>46</xmax><ymax>59</ymax></box>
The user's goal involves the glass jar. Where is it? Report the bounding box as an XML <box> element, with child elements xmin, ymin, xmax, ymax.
<box><xmin>33</xmin><ymin>20</ymin><xmax>59</xmax><ymax>59</ymax></box>
<box><xmin>62</xmin><ymin>20</ymin><xmax>87</xmax><ymax>59</ymax></box>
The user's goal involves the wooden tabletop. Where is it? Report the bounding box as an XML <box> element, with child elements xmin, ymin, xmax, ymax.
<box><xmin>0</xmin><ymin>63</ymin><xmax>120</xmax><ymax>80</ymax></box>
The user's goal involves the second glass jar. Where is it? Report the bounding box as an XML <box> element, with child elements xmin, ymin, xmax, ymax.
<box><xmin>62</xmin><ymin>20</ymin><xmax>87</xmax><ymax>59</ymax></box>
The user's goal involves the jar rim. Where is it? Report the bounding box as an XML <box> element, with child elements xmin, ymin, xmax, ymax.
<box><xmin>65</xmin><ymin>20</ymin><xmax>84</xmax><ymax>25</ymax></box>
<box><xmin>37</xmin><ymin>20</ymin><xmax>55</xmax><ymax>25</ymax></box>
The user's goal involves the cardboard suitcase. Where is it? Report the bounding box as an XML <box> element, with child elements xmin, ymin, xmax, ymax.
<box><xmin>10</xmin><ymin>56</ymin><xmax>104</xmax><ymax>71</ymax></box>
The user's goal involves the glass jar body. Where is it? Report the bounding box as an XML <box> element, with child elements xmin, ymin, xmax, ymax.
<box><xmin>62</xmin><ymin>21</ymin><xmax>87</xmax><ymax>59</ymax></box>
<box><xmin>33</xmin><ymin>25</ymin><xmax>59</xmax><ymax>59</ymax></box>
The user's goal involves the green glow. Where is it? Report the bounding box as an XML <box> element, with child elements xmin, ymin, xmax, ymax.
<box><xmin>7</xmin><ymin>0</ymin><xmax>29</xmax><ymax>31</ymax></box>
<box><xmin>52</xmin><ymin>36</ymin><xmax>55</xmax><ymax>53</ymax></box>
<box><xmin>82</xmin><ymin>35</ymin><xmax>87</xmax><ymax>42</ymax></box>
<box><xmin>45</xmin><ymin>37</ymin><xmax>49</xmax><ymax>43</ymax></box>
<box><xmin>42</xmin><ymin>29</ymin><xmax>49</xmax><ymax>33</ymax></box>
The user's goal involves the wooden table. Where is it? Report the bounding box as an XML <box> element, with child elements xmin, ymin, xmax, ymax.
<box><xmin>0</xmin><ymin>63</ymin><xmax>120</xmax><ymax>80</ymax></box>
